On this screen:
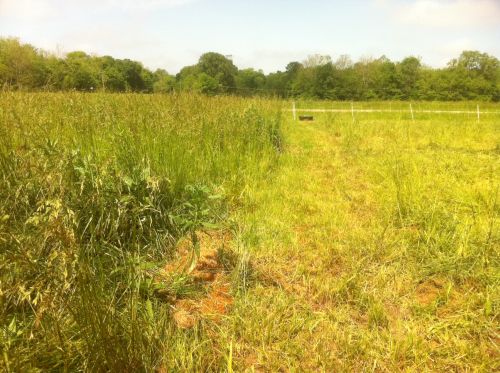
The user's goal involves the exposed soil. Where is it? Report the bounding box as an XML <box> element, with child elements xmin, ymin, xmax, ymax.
<box><xmin>165</xmin><ymin>230</ymin><xmax>234</xmax><ymax>328</ymax></box>
<box><xmin>416</xmin><ymin>278</ymin><xmax>445</xmax><ymax>306</ymax></box>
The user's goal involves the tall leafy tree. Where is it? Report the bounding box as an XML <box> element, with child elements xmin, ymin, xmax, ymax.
<box><xmin>62</xmin><ymin>51</ymin><xmax>98</xmax><ymax>91</ymax></box>
<box><xmin>152</xmin><ymin>69</ymin><xmax>176</xmax><ymax>93</ymax></box>
<box><xmin>397</xmin><ymin>57</ymin><xmax>421</xmax><ymax>99</ymax></box>
<box><xmin>198</xmin><ymin>52</ymin><xmax>237</xmax><ymax>92</ymax></box>
<box><xmin>236</xmin><ymin>68</ymin><xmax>266</xmax><ymax>96</ymax></box>
<box><xmin>0</xmin><ymin>37</ymin><xmax>499</xmax><ymax>100</ymax></box>
<box><xmin>0</xmin><ymin>38</ymin><xmax>45</xmax><ymax>89</ymax></box>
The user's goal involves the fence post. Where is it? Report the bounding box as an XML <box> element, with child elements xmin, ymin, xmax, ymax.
<box><xmin>477</xmin><ymin>104</ymin><xmax>480</xmax><ymax>122</ymax></box>
<box><xmin>292</xmin><ymin>101</ymin><xmax>296</xmax><ymax>121</ymax></box>
<box><xmin>410</xmin><ymin>103</ymin><xmax>414</xmax><ymax>121</ymax></box>
<box><xmin>351</xmin><ymin>102</ymin><xmax>355</xmax><ymax>122</ymax></box>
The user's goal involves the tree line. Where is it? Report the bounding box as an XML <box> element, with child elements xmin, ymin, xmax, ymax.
<box><xmin>1</xmin><ymin>37</ymin><xmax>499</xmax><ymax>101</ymax></box>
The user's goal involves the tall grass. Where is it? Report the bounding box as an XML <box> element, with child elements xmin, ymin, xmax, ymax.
<box><xmin>0</xmin><ymin>92</ymin><xmax>282</xmax><ymax>371</ymax></box>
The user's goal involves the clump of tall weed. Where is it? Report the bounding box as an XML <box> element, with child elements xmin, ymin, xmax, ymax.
<box><xmin>0</xmin><ymin>92</ymin><xmax>283</xmax><ymax>371</ymax></box>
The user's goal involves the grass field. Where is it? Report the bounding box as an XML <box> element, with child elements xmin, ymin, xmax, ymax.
<box><xmin>0</xmin><ymin>92</ymin><xmax>282</xmax><ymax>372</ymax></box>
<box><xmin>1</xmin><ymin>93</ymin><xmax>499</xmax><ymax>372</ymax></box>
<box><xmin>229</xmin><ymin>107</ymin><xmax>499</xmax><ymax>371</ymax></box>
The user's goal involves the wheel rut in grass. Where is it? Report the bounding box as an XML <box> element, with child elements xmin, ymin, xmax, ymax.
<box><xmin>253</xmin><ymin>122</ymin><xmax>376</xmax><ymax>302</ymax></box>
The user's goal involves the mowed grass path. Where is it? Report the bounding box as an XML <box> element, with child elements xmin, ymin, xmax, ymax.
<box><xmin>225</xmin><ymin>113</ymin><xmax>498</xmax><ymax>371</ymax></box>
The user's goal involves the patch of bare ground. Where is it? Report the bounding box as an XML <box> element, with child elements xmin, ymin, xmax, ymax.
<box><xmin>415</xmin><ymin>278</ymin><xmax>445</xmax><ymax>306</ymax></box>
<box><xmin>162</xmin><ymin>231</ymin><xmax>234</xmax><ymax>328</ymax></box>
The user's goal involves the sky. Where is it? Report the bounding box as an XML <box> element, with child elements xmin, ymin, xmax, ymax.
<box><xmin>0</xmin><ymin>0</ymin><xmax>499</xmax><ymax>74</ymax></box>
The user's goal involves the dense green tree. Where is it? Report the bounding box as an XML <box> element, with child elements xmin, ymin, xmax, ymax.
<box><xmin>62</xmin><ymin>51</ymin><xmax>98</xmax><ymax>91</ymax></box>
<box><xmin>447</xmin><ymin>51</ymin><xmax>499</xmax><ymax>100</ymax></box>
<box><xmin>332</xmin><ymin>56</ymin><xmax>356</xmax><ymax>100</ymax></box>
<box><xmin>42</xmin><ymin>55</ymin><xmax>66</xmax><ymax>90</ymax></box>
<box><xmin>118</xmin><ymin>59</ymin><xmax>146</xmax><ymax>91</ymax></box>
<box><xmin>284</xmin><ymin>62</ymin><xmax>303</xmax><ymax>96</ymax></box>
<box><xmin>371</xmin><ymin>56</ymin><xmax>401</xmax><ymax>99</ymax></box>
<box><xmin>0</xmin><ymin>37</ymin><xmax>498</xmax><ymax>101</ymax></box>
<box><xmin>236</xmin><ymin>68</ymin><xmax>266</xmax><ymax>95</ymax></box>
<box><xmin>96</xmin><ymin>56</ymin><xmax>126</xmax><ymax>91</ymax></box>
<box><xmin>308</xmin><ymin>63</ymin><xmax>337</xmax><ymax>99</ymax></box>
<box><xmin>265</xmin><ymin>71</ymin><xmax>288</xmax><ymax>97</ymax></box>
<box><xmin>0</xmin><ymin>38</ymin><xmax>45</xmax><ymax>89</ymax></box>
<box><xmin>195</xmin><ymin>72</ymin><xmax>220</xmax><ymax>95</ymax></box>
<box><xmin>152</xmin><ymin>69</ymin><xmax>176</xmax><ymax>93</ymax></box>
<box><xmin>176</xmin><ymin>65</ymin><xmax>200</xmax><ymax>91</ymax></box>
<box><xmin>397</xmin><ymin>57</ymin><xmax>422</xmax><ymax>99</ymax></box>
<box><xmin>198</xmin><ymin>52</ymin><xmax>237</xmax><ymax>92</ymax></box>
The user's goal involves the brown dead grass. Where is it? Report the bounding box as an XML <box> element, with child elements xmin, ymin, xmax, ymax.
<box><xmin>416</xmin><ymin>278</ymin><xmax>445</xmax><ymax>306</ymax></box>
<box><xmin>166</xmin><ymin>230</ymin><xmax>234</xmax><ymax>328</ymax></box>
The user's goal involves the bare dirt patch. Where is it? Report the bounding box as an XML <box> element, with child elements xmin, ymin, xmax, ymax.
<box><xmin>416</xmin><ymin>278</ymin><xmax>445</xmax><ymax>306</ymax></box>
<box><xmin>164</xmin><ymin>231</ymin><xmax>234</xmax><ymax>328</ymax></box>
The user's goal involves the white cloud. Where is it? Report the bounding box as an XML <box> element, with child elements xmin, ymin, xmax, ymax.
<box><xmin>377</xmin><ymin>0</ymin><xmax>500</xmax><ymax>28</ymax></box>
